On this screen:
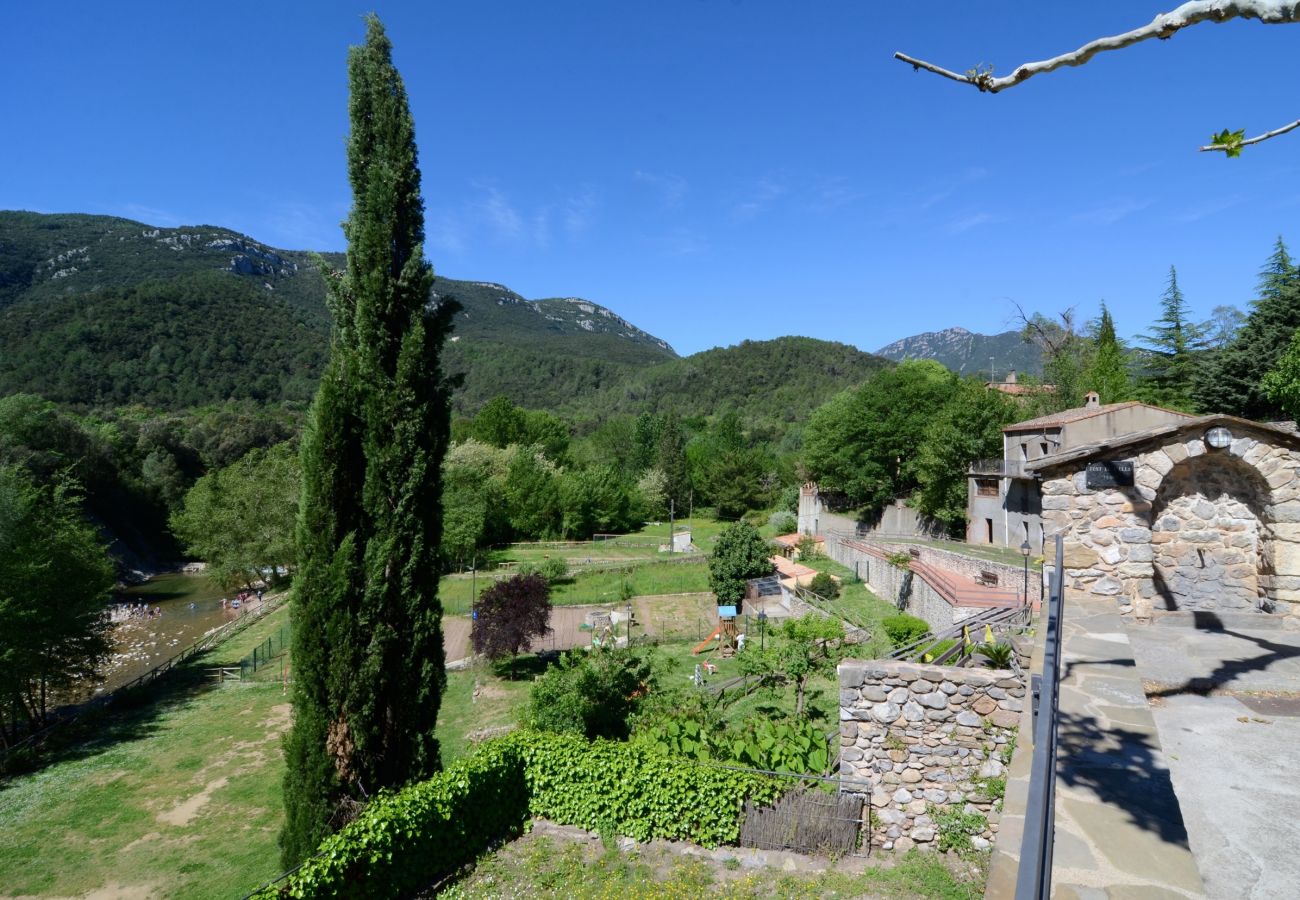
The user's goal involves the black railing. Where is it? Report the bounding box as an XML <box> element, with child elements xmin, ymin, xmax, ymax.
<box><xmin>969</xmin><ymin>458</ymin><xmax>1030</xmax><ymax>478</ymax></box>
<box><xmin>1016</xmin><ymin>534</ymin><xmax>1065</xmax><ymax>899</ymax></box>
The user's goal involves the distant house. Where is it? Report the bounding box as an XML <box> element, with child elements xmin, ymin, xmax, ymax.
<box><xmin>984</xmin><ymin>369</ymin><xmax>1054</xmax><ymax>397</ymax></box>
<box><xmin>772</xmin><ymin>532</ymin><xmax>825</xmax><ymax>560</ymax></box>
<box><xmin>967</xmin><ymin>392</ymin><xmax>1194</xmax><ymax>550</ymax></box>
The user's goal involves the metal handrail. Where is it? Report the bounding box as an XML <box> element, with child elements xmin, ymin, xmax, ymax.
<box><xmin>1016</xmin><ymin>534</ymin><xmax>1064</xmax><ymax>899</ymax></box>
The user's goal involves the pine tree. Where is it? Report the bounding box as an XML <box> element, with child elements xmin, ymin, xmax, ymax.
<box><xmin>1137</xmin><ymin>267</ymin><xmax>1202</xmax><ymax>410</ymax></box>
<box><xmin>1193</xmin><ymin>237</ymin><xmax>1300</xmax><ymax>418</ymax></box>
<box><xmin>281</xmin><ymin>16</ymin><xmax>456</xmax><ymax>865</ymax></box>
<box><xmin>1083</xmin><ymin>303</ymin><xmax>1131</xmax><ymax>404</ymax></box>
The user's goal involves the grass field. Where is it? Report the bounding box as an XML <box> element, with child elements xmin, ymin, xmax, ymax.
<box><xmin>796</xmin><ymin>556</ymin><xmax>897</xmax><ymax>656</ymax></box>
<box><xmin>440</xmin><ymin>559</ymin><xmax>711</xmax><ymax>615</ymax></box>
<box><xmin>0</xmin><ymin>607</ymin><xmax>295</xmax><ymax>900</ymax></box>
<box><xmin>436</xmin><ymin>665</ymin><xmax>532</xmax><ymax>766</ymax></box>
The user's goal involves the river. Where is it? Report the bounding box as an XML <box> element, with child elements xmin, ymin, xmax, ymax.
<box><xmin>96</xmin><ymin>572</ymin><xmax>258</xmax><ymax>695</ymax></box>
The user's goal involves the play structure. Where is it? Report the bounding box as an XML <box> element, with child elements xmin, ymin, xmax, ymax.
<box><xmin>692</xmin><ymin>604</ymin><xmax>740</xmax><ymax>658</ymax></box>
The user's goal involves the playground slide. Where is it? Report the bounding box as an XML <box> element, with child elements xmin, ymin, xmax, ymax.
<box><xmin>692</xmin><ymin>624</ymin><xmax>723</xmax><ymax>656</ymax></box>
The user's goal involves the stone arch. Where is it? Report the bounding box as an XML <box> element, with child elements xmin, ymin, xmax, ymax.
<box><xmin>1145</xmin><ymin>452</ymin><xmax>1273</xmax><ymax>611</ymax></box>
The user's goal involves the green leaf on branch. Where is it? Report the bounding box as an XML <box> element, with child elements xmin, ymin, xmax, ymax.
<box><xmin>1210</xmin><ymin>127</ymin><xmax>1247</xmax><ymax>158</ymax></box>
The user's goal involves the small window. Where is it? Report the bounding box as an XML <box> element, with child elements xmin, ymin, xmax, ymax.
<box><xmin>1040</xmin><ymin>441</ymin><xmax>1049</xmax><ymax>456</ymax></box>
<box><xmin>976</xmin><ymin>478</ymin><xmax>999</xmax><ymax>497</ymax></box>
<box><xmin>985</xmin><ymin>518</ymin><xmax>994</xmax><ymax>543</ymax></box>
<box><xmin>1020</xmin><ymin>442</ymin><xmax>1028</xmax><ymax>460</ymax></box>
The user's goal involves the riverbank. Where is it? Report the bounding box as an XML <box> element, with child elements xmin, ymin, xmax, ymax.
<box><xmin>0</xmin><ymin>604</ymin><xmax>294</xmax><ymax>899</ymax></box>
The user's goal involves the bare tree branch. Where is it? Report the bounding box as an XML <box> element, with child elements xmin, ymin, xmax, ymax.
<box><xmin>1200</xmin><ymin>118</ymin><xmax>1300</xmax><ymax>152</ymax></box>
<box><xmin>895</xmin><ymin>1</ymin><xmax>1300</xmax><ymax>94</ymax></box>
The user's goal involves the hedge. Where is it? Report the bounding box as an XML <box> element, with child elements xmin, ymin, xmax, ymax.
<box><xmin>510</xmin><ymin>730</ymin><xmax>784</xmax><ymax>847</ymax></box>
<box><xmin>257</xmin><ymin>730</ymin><xmax>782</xmax><ymax>897</ymax></box>
<box><xmin>255</xmin><ymin>740</ymin><xmax>528</xmax><ymax>899</ymax></box>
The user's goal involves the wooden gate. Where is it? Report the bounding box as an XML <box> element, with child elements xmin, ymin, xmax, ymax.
<box><xmin>740</xmin><ymin>788</ymin><xmax>864</xmax><ymax>855</ymax></box>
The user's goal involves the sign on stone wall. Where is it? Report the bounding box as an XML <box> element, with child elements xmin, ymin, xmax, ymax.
<box><xmin>1085</xmin><ymin>460</ymin><xmax>1134</xmax><ymax>489</ymax></box>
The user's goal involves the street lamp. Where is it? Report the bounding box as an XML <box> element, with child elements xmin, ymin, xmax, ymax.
<box><xmin>1019</xmin><ymin>540</ymin><xmax>1032</xmax><ymax>608</ymax></box>
<box><xmin>758</xmin><ymin>609</ymin><xmax>768</xmax><ymax>651</ymax></box>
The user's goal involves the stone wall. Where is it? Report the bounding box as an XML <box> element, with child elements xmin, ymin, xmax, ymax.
<box><xmin>826</xmin><ymin>539</ymin><xmax>967</xmax><ymax>631</ymax></box>
<box><xmin>838</xmin><ymin>659</ymin><xmax>1022</xmax><ymax>852</ymax></box>
<box><xmin>1038</xmin><ymin>423</ymin><xmax>1300</xmax><ymax>615</ymax></box>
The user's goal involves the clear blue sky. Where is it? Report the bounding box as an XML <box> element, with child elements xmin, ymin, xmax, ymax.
<box><xmin>2</xmin><ymin>1</ymin><xmax>1296</xmax><ymax>356</ymax></box>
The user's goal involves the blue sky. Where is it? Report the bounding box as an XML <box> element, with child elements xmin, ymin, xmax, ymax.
<box><xmin>2</xmin><ymin>1</ymin><xmax>1297</xmax><ymax>357</ymax></box>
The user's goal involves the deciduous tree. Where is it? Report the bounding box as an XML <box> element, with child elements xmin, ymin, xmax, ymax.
<box><xmin>170</xmin><ymin>443</ymin><xmax>299</xmax><ymax>588</ymax></box>
<box><xmin>471</xmin><ymin>573</ymin><xmax>552</xmax><ymax>675</ymax></box>
<box><xmin>0</xmin><ymin>467</ymin><xmax>115</xmax><ymax>744</ymax></box>
<box><xmin>708</xmin><ymin>522</ymin><xmax>774</xmax><ymax>605</ymax></box>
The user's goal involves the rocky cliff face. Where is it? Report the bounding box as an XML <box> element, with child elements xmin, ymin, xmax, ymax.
<box><xmin>876</xmin><ymin>327</ymin><xmax>1040</xmax><ymax>379</ymax></box>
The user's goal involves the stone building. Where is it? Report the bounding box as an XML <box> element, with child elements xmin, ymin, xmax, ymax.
<box><xmin>1027</xmin><ymin>414</ymin><xmax>1300</xmax><ymax>616</ymax></box>
<box><xmin>967</xmin><ymin>393</ymin><xmax>1193</xmax><ymax>551</ymax></box>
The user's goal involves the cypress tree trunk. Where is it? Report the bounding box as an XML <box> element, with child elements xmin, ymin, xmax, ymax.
<box><xmin>281</xmin><ymin>15</ymin><xmax>456</xmax><ymax>866</ymax></box>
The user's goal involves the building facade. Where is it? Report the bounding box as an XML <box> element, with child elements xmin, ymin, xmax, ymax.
<box><xmin>967</xmin><ymin>393</ymin><xmax>1194</xmax><ymax>550</ymax></box>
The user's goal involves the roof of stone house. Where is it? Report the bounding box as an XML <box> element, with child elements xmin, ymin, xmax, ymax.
<box><xmin>986</xmin><ymin>381</ymin><xmax>1054</xmax><ymax>396</ymax></box>
<box><xmin>770</xmin><ymin>555</ymin><xmax>817</xmax><ymax>579</ymax></box>
<box><xmin>1024</xmin><ymin>414</ymin><xmax>1300</xmax><ymax>473</ymax></box>
<box><xmin>1002</xmin><ymin>400</ymin><xmax>1193</xmax><ymax>433</ymax></box>
<box><xmin>772</xmin><ymin>532</ymin><xmax>823</xmax><ymax>547</ymax></box>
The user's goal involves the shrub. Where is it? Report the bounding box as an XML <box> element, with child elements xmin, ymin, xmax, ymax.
<box><xmin>259</xmin><ymin>729</ymin><xmax>785</xmax><ymax>896</ymax></box>
<box><xmin>807</xmin><ymin>572</ymin><xmax>839</xmax><ymax>601</ymax></box>
<box><xmin>768</xmin><ymin>511</ymin><xmax>797</xmax><ymax>534</ymax></box>
<box><xmin>510</xmin><ymin>730</ymin><xmax>784</xmax><ymax>847</ymax></box>
<box><xmin>975</xmin><ymin>641</ymin><xmax>1015</xmax><ymax>669</ymax></box>
<box><xmin>255</xmin><ymin>741</ymin><xmax>528</xmax><ymax>899</ymax></box>
<box><xmin>882</xmin><ymin>613</ymin><xmax>930</xmax><ymax>649</ymax></box>
<box><xmin>539</xmin><ymin>556</ymin><xmax>568</xmax><ymax>581</ymax></box>
<box><xmin>525</xmin><ymin>648</ymin><xmax>653</xmax><ymax>740</ymax></box>
<box><xmin>885</xmin><ymin>551</ymin><xmax>913</xmax><ymax>570</ymax></box>
<box><xmin>920</xmin><ymin>638</ymin><xmax>958</xmax><ymax>663</ymax></box>
<box><xmin>932</xmin><ymin>805</ymin><xmax>988</xmax><ymax>853</ymax></box>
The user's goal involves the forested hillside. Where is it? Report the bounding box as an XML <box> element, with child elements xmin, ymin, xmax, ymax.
<box><xmin>0</xmin><ymin>212</ymin><xmax>676</xmax><ymax>413</ymax></box>
<box><xmin>562</xmin><ymin>336</ymin><xmax>890</xmax><ymax>428</ymax></box>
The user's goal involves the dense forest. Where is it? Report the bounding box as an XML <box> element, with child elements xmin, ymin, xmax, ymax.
<box><xmin>3</xmin><ymin>211</ymin><xmax>1300</xmax><ymax>584</ymax></box>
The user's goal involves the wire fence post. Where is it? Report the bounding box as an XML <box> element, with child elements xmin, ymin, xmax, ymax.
<box><xmin>1016</xmin><ymin>533</ymin><xmax>1065</xmax><ymax>900</ymax></box>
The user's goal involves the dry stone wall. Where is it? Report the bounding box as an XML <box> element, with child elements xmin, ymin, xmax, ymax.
<box><xmin>1038</xmin><ymin>424</ymin><xmax>1300</xmax><ymax>616</ymax></box>
<box><xmin>839</xmin><ymin>659</ymin><xmax>1021</xmax><ymax>852</ymax></box>
<box><xmin>826</xmin><ymin>539</ymin><xmax>963</xmax><ymax>631</ymax></box>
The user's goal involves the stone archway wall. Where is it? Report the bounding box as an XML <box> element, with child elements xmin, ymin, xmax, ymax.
<box><xmin>1150</xmin><ymin>458</ymin><xmax>1266</xmax><ymax>611</ymax></box>
<box><xmin>1039</xmin><ymin>425</ymin><xmax>1300</xmax><ymax>617</ymax></box>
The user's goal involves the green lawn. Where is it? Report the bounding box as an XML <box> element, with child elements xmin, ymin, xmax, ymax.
<box><xmin>798</xmin><ymin>556</ymin><xmax>897</xmax><ymax>656</ymax></box>
<box><xmin>440</xmin><ymin>560</ymin><xmax>711</xmax><ymax>615</ymax></box>
<box><xmin>0</xmin><ymin>605</ymin><xmax>299</xmax><ymax>899</ymax></box>
<box><xmin>436</xmin><ymin>664</ymin><xmax>532</xmax><ymax>766</ymax></box>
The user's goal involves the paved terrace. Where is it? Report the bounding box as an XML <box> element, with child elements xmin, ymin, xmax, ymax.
<box><xmin>990</xmin><ymin>601</ymin><xmax>1300</xmax><ymax>898</ymax></box>
<box><xmin>837</xmin><ymin>536</ymin><xmax>1023</xmax><ymax>609</ymax></box>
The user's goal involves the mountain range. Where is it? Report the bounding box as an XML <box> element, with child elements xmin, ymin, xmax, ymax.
<box><xmin>0</xmin><ymin>211</ymin><xmax>1025</xmax><ymax>424</ymax></box>
<box><xmin>876</xmin><ymin>326</ymin><xmax>1041</xmax><ymax>380</ymax></box>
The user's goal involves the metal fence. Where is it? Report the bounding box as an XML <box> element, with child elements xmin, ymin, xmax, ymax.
<box><xmin>1017</xmin><ymin>535</ymin><xmax>1064</xmax><ymax>899</ymax></box>
<box><xmin>240</xmin><ymin>623</ymin><xmax>292</xmax><ymax>680</ymax></box>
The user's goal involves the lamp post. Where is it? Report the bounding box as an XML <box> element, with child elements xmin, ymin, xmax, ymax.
<box><xmin>758</xmin><ymin>609</ymin><xmax>767</xmax><ymax>651</ymax></box>
<box><xmin>1020</xmin><ymin>540</ymin><xmax>1032</xmax><ymax>608</ymax></box>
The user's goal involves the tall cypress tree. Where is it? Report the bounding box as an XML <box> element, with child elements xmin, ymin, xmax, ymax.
<box><xmin>1193</xmin><ymin>237</ymin><xmax>1300</xmax><ymax>418</ymax></box>
<box><xmin>1137</xmin><ymin>266</ymin><xmax>1202</xmax><ymax>410</ymax></box>
<box><xmin>281</xmin><ymin>15</ymin><xmax>456</xmax><ymax>866</ymax></box>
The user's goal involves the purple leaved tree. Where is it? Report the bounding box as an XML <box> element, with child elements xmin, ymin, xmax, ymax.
<box><xmin>471</xmin><ymin>573</ymin><xmax>553</xmax><ymax>677</ymax></box>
